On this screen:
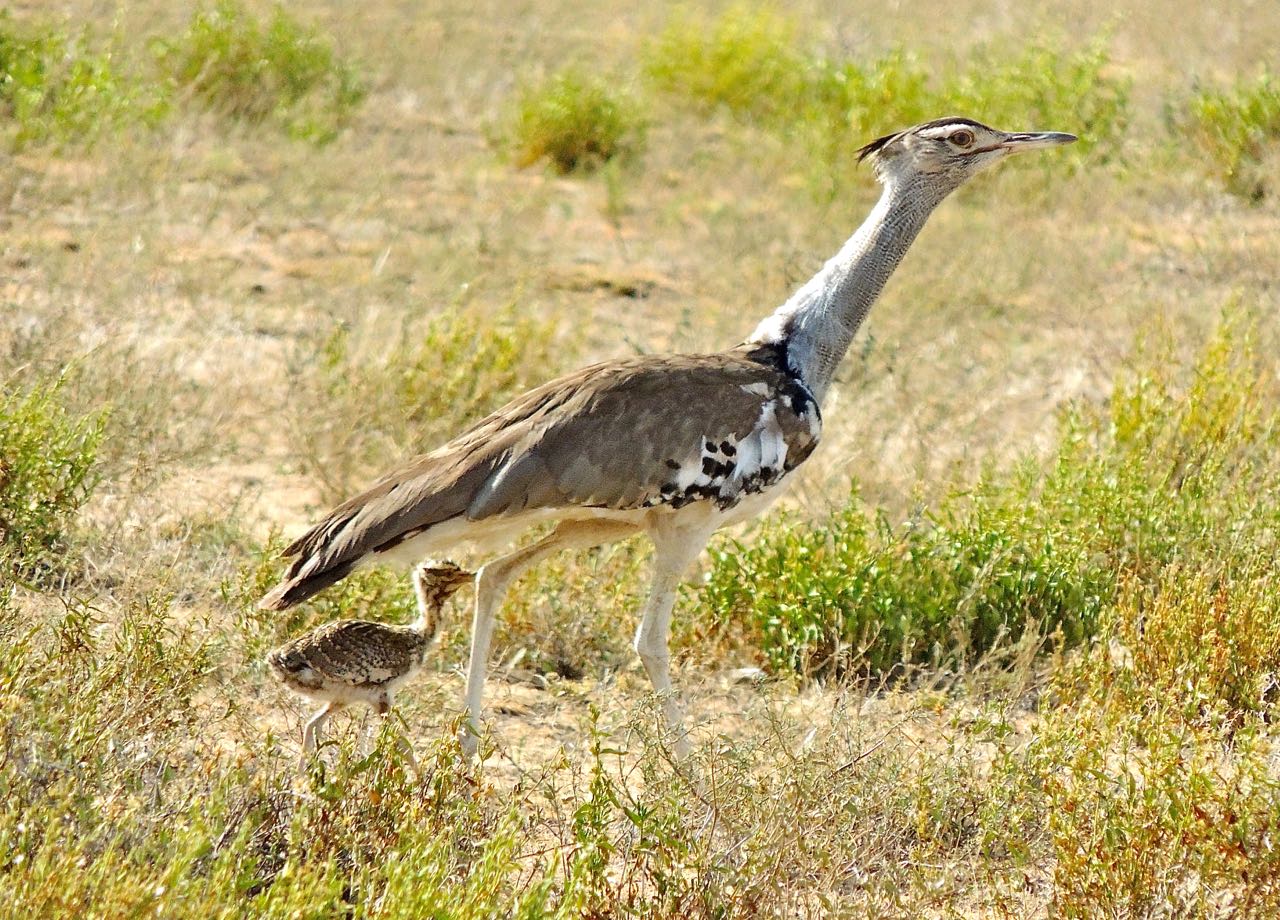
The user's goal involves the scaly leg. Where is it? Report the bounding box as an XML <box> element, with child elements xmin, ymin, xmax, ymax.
<box><xmin>361</xmin><ymin>693</ymin><xmax>390</xmax><ymax>757</ymax></box>
<box><xmin>300</xmin><ymin>701</ymin><xmax>341</xmax><ymax>771</ymax></box>
<box><xmin>635</xmin><ymin>516</ymin><xmax>715</xmax><ymax>759</ymax></box>
<box><xmin>461</xmin><ymin>518</ymin><xmax>638</xmax><ymax>759</ymax></box>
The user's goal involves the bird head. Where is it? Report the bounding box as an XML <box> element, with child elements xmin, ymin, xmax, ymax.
<box><xmin>419</xmin><ymin>560</ymin><xmax>475</xmax><ymax>596</ymax></box>
<box><xmin>857</xmin><ymin>117</ymin><xmax>1076</xmax><ymax>192</ymax></box>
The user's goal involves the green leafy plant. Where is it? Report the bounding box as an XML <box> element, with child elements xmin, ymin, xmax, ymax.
<box><xmin>506</xmin><ymin>66</ymin><xmax>646</xmax><ymax>174</ymax></box>
<box><xmin>0</xmin><ymin>14</ymin><xmax>166</xmax><ymax>149</ymax></box>
<box><xmin>705</xmin><ymin>314</ymin><xmax>1279</xmax><ymax>678</ymax></box>
<box><xmin>1186</xmin><ymin>70</ymin><xmax>1280</xmax><ymax>199</ymax></box>
<box><xmin>0</xmin><ymin>375</ymin><xmax>105</xmax><ymax>577</ymax></box>
<box><xmin>1042</xmin><ymin>632</ymin><xmax>1280</xmax><ymax>916</ymax></box>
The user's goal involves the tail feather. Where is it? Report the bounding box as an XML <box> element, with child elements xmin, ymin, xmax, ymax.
<box><xmin>258</xmin><ymin>561</ymin><xmax>355</xmax><ymax>611</ymax></box>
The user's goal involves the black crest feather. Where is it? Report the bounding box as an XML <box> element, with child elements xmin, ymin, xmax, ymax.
<box><xmin>856</xmin><ymin>130</ymin><xmax>900</xmax><ymax>163</ymax></box>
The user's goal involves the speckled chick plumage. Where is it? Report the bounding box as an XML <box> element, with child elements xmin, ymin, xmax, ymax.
<box><xmin>267</xmin><ymin>561</ymin><xmax>472</xmax><ymax>712</ymax></box>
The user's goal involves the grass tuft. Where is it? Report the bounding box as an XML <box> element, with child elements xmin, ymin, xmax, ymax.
<box><xmin>643</xmin><ymin>5</ymin><xmax>808</xmax><ymax>124</ymax></box>
<box><xmin>1186</xmin><ymin>70</ymin><xmax>1280</xmax><ymax>200</ymax></box>
<box><xmin>156</xmin><ymin>0</ymin><xmax>366</xmax><ymax>143</ymax></box>
<box><xmin>644</xmin><ymin>6</ymin><xmax>1127</xmax><ymax>195</ymax></box>
<box><xmin>505</xmin><ymin>66</ymin><xmax>646</xmax><ymax>174</ymax></box>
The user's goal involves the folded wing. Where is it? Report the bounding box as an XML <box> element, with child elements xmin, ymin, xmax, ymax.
<box><xmin>260</xmin><ymin>347</ymin><xmax>820</xmax><ymax>610</ymax></box>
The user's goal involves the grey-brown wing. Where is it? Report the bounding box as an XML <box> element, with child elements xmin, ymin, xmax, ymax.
<box><xmin>261</xmin><ymin>350</ymin><xmax>820</xmax><ymax>610</ymax></box>
<box><xmin>261</xmin><ymin>368</ymin><xmax>587</xmax><ymax>608</ymax></box>
<box><xmin>467</xmin><ymin>355</ymin><xmax>822</xmax><ymax>517</ymax></box>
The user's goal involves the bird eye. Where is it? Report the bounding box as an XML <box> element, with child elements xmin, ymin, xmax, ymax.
<box><xmin>950</xmin><ymin>130</ymin><xmax>975</xmax><ymax>147</ymax></box>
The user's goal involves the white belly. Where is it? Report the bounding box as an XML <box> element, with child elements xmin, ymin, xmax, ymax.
<box><xmin>366</xmin><ymin>468</ymin><xmax>792</xmax><ymax>572</ymax></box>
<box><xmin>366</xmin><ymin>505</ymin><xmax>648</xmax><ymax>569</ymax></box>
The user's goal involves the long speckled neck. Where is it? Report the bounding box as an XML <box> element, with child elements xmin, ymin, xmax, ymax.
<box><xmin>748</xmin><ymin>175</ymin><xmax>951</xmax><ymax>403</ymax></box>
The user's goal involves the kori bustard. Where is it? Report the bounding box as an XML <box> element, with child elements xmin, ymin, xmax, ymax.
<box><xmin>267</xmin><ymin>560</ymin><xmax>472</xmax><ymax>769</ymax></box>
<box><xmin>261</xmin><ymin>117</ymin><xmax>1075</xmax><ymax>759</ymax></box>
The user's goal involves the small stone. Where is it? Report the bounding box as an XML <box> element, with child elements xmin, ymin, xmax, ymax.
<box><xmin>502</xmin><ymin>668</ymin><xmax>550</xmax><ymax>690</ymax></box>
<box><xmin>726</xmin><ymin>666</ymin><xmax>766</xmax><ymax>686</ymax></box>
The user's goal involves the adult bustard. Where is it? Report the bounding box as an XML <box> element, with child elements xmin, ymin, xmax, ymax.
<box><xmin>261</xmin><ymin>117</ymin><xmax>1075</xmax><ymax>759</ymax></box>
<box><xmin>267</xmin><ymin>560</ymin><xmax>472</xmax><ymax>769</ymax></box>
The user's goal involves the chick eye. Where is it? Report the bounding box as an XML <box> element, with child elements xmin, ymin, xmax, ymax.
<box><xmin>950</xmin><ymin>130</ymin><xmax>975</xmax><ymax>147</ymax></box>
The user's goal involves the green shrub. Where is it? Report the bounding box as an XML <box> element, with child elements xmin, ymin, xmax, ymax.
<box><xmin>0</xmin><ymin>376</ymin><xmax>105</xmax><ymax>577</ymax></box>
<box><xmin>0</xmin><ymin>14</ymin><xmax>166</xmax><ymax>149</ymax></box>
<box><xmin>288</xmin><ymin>303</ymin><xmax>564</xmax><ymax>502</ymax></box>
<box><xmin>1039</xmin><ymin>545</ymin><xmax>1280</xmax><ymax>911</ymax></box>
<box><xmin>643</xmin><ymin>5</ymin><xmax>810</xmax><ymax>123</ymax></box>
<box><xmin>704</xmin><ymin>474</ymin><xmax>1113</xmax><ymax>679</ymax></box>
<box><xmin>704</xmin><ymin>315</ymin><xmax>1280</xmax><ymax>678</ymax></box>
<box><xmin>155</xmin><ymin>0</ymin><xmax>365</xmax><ymax>143</ymax></box>
<box><xmin>1044</xmin><ymin>634</ymin><xmax>1280</xmax><ymax>920</ymax></box>
<box><xmin>0</xmin><ymin>3</ymin><xmax>363</xmax><ymax>150</ymax></box>
<box><xmin>1186</xmin><ymin>71</ymin><xmax>1280</xmax><ymax>200</ymax></box>
<box><xmin>506</xmin><ymin>67</ymin><xmax>646</xmax><ymax>174</ymax></box>
<box><xmin>1066</xmin><ymin>569</ymin><xmax>1280</xmax><ymax>728</ymax></box>
<box><xmin>1041</xmin><ymin>679</ymin><xmax>1280</xmax><ymax>916</ymax></box>
<box><xmin>1</xmin><ymin>591</ymin><xmax>214</xmax><ymax>836</ymax></box>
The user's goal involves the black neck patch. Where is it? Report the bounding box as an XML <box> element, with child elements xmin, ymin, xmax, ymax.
<box><xmin>738</xmin><ymin>338</ymin><xmax>821</xmax><ymax>419</ymax></box>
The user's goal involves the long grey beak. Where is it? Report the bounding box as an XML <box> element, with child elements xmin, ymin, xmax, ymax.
<box><xmin>1001</xmin><ymin>131</ymin><xmax>1078</xmax><ymax>151</ymax></box>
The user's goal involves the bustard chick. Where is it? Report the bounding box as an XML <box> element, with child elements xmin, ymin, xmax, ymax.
<box><xmin>260</xmin><ymin>118</ymin><xmax>1076</xmax><ymax>760</ymax></box>
<box><xmin>267</xmin><ymin>560</ymin><xmax>472</xmax><ymax>767</ymax></box>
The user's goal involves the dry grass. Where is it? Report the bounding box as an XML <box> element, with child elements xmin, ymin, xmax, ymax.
<box><xmin>5</xmin><ymin>0</ymin><xmax>1280</xmax><ymax>915</ymax></box>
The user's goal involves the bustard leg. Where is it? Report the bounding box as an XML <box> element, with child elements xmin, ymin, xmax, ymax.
<box><xmin>635</xmin><ymin>517</ymin><xmax>715</xmax><ymax>760</ymax></box>
<box><xmin>361</xmin><ymin>693</ymin><xmax>390</xmax><ymax>756</ymax></box>
<box><xmin>301</xmin><ymin>701</ymin><xmax>341</xmax><ymax>771</ymax></box>
<box><xmin>461</xmin><ymin>518</ymin><xmax>638</xmax><ymax>759</ymax></box>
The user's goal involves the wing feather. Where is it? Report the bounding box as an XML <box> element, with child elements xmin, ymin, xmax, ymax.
<box><xmin>260</xmin><ymin>346</ymin><xmax>820</xmax><ymax>610</ymax></box>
